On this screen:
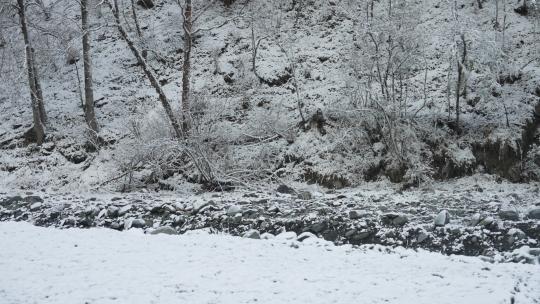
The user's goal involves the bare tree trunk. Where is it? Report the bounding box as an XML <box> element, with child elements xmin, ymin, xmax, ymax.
<box><xmin>81</xmin><ymin>0</ymin><xmax>99</xmax><ymax>134</ymax></box>
<box><xmin>0</xmin><ymin>29</ymin><xmax>5</xmax><ymax>48</ymax></box>
<box><xmin>107</xmin><ymin>0</ymin><xmax>183</xmax><ymax>138</ymax></box>
<box><xmin>181</xmin><ymin>0</ymin><xmax>193</xmax><ymax>133</ymax></box>
<box><xmin>31</xmin><ymin>48</ymin><xmax>47</xmax><ymax>124</ymax></box>
<box><xmin>17</xmin><ymin>0</ymin><xmax>45</xmax><ymax>145</ymax></box>
<box><xmin>130</xmin><ymin>0</ymin><xmax>142</xmax><ymax>37</ymax></box>
<box><xmin>455</xmin><ymin>33</ymin><xmax>467</xmax><ymax>131</ymax></box>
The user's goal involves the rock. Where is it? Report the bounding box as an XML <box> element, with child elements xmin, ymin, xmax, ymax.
<box><xmin>242</xmin><ymin>209</ymin><xmax>258</xmax><ymax>217</ymax></box>
<box><xmin>349</xmin><ymin>210</ymin><xmax>367</xmax><ymax>219</ymax></box>
<box><xmin>417</xmin><ymin>231</ymin><xmax>429</xmax><ymax>243</ymax></box>
<box><xmin>297</xmin><ymin>191</ymin><xmax>312</xmax><ymax>200</ymax></box>
<box><xmin>118</xmin><ymin>205</ymin><xmax>132</xmax><ymax>217</ymax></box>
<box><xmin>310</xmin><ymin>221</ymin><xmax>327</xmax><ymax>233</ymax></box>
<box><xmin>24</xmin><ymin>196</ymin><xmax>43</xmax><ymax>204</ymax></box>
<box><xmin>499</xmin><ymin>209</ymin><xmax>519</xmax><ymax>221</ymax></box>
<box><xmin>243</xmin><ymin>229</ymin><xmax>260</xmax><ymax>239</ymax></box>
<box><xmin>192</xmin><ymin>201</ymin><xmax>215</xmax><ymax>214</ymax></box>
<box><xmin>97</xmin><ymin>208</ymin><xmax>108</xmax><ymax>219</ymax></box>
<box><xmin>297</xmin><ymin>232</ymin><xmax>316</xmax><ymax>242</ymax></box>
<box><xmin>276</xmin><ymin>231</ymin><xmax>297</xmax><ymax>240</ymax></box>
<box><xmin>150</xmin><ymin>226</ymin><xmax>177</xmax><ymax>235</ymax></box>
<box><xmin>392</xmin><ymin>215</ymin><xmax>409</xmax><ymax>226</ymax></box>
<box><xmin>107</xmin><ymin>206</ymin><xmax>119</xmax><ymax>217</ymax></box>
<box><xmin>0</xmin><ymin>196</ymin><xmax>23</xmax><ymax>206</ymax></box>
<box><xmin>29</xmin><ymin>202</ymin><xmax>42</xmax><ymax>211</ymax></box>
<box><xmin>381</xmin><ymin>213</ymin><xmax>408</xmax><ymax>226</ymax></box>
<box><xmin>267</xmin><ymin>206</ymin><xmax>280</xmax><ymax>213</ymax></box>
<box><xmin>507</xmin><ymin>228</ymin><xmax>527</xmax><ymax>243</ymax></box>
<box><xmin>479</xmin><ymin>216</ymin><xmax>494</xmax><ymax>228</ymax></box>
<box><xmin>132</xmin><ymin>218</ymin><xmax>146</xmax><ymax>228</ymax></box>
<box><xmin>276</xmin><ymin>184</ymin><xmax>295</xmax><ymax>194</ymax></box>
<box><xmin>322</xmin><ymin>230</ymin><xmax>339</xmax><ymax>242</ymax></box>
<box><xmin>173</xmin><ymin>215</ymin><xmax>186</xmax><ymax>226</ymax></box>
<box><xmin>527</xmin><ymin>208</ymin><xmax>540</xmax><ymax>219</ymax></box>
<box><xmin>470</xmin><ymin>213</ymin><xmax>482</xmax><ymax>226</ymax></box>
<box><xmin>84</xmin><ymin>206</ymin><xmax>100</xmax><ymax>216</ymax></box>
<box><xmin>232</xmin><ymin>213</ymin><xmax>242</xmax><ymax>224</ymax></box>
<box><xmin>434</xmin><ymin>210</ymin><xmax>450</xmax><ymax>227</ymax></box>
<box><xmin>261</xmin><ymin>233</ymin><xmax>275</xmax><ymax>240</ymax></box>
<box><xmin>352</xmin><ymin>230</ymin><xmax>370</xmax><ymax>241</ymax></box>
<box><xmin>226</xmin><ymin>205</ymin><xmax>242</xmax><ymax>216</ymax></box>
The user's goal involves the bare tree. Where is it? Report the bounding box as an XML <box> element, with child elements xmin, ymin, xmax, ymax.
<box><xmin>107</xmin><ymin>0</ymin><xmax>183</xmax><ymax>138</ymax></box>
<box><xmin>81</xmin><ymin>0</ymin><xmax>99</xmax><ymax>135</ymax></box>
<box><xmin>181</xmin><ymin>0</ymin><xmax>192</xmax><ymax>133</ymax></box>
<box><xmin>177</xmin><ymin>0</ymin><xmax>229</xmax><ymax>134</ymax></box>
<box><xmin>455</xmin><ymin>33</ymin><xmax>467</xmax><ymax>130</ymax></box>
<box><xmin>16</xmin><ymin>0</ymin><xmax>46</xmax><ymax>144</ymax></box>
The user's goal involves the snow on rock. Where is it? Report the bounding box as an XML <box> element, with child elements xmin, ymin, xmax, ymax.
<box><xmin>0</xmin><ymin>221</ymin><xmax>539</xmax><ymax>304</ymax></box>
<box><xmin>434</xmin><ymin>210</ymin><xmax>451</xmax><ymax>227</ymax></box>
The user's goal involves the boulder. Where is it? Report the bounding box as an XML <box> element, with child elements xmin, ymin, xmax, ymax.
<box><xmin>349</xmin><ymin>210</ymin><xmax>367</xmax><ymax>220</ymax></box>
<box><xmin>528</xmin><ymin>208</ymin><xmax>540</xmax><ymax>220</ymax></box>
<box><xmin>150</xmin><ymin>226</ymin><xmax>177</xmax><ymax>235</ymax></box>
<box><xmin>434</xmin><ymin>210</ymin><xmax>450</xmax><ymax>227</ymax></box>
<box><xmin>226</xmin><ymin>205</ymin><xmax>242</xmax><ymax>216</ymax></box>
<box><xmin>499</xmin><ymin>209</ymin><xmax>519</xmax><ymax>221</ymax></box>
<box><xmin>243</xmin><ymin>229</ymin><xmax>260</xmax><ymax>239</ymax></box>
<box><xmin>276</xmin><ymin>184</ymin><xmax>295</xmax><ymax>194</ymax></box>
<box><xmin>118</xmin><ymin>205</ymin><xmax>132</xmax><ymax>217</ymax></box>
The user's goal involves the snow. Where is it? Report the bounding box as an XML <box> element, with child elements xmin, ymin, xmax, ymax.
<box><xmin>1</xmin><ymin>221</ymin><xmax>539</xmax><ymax>304</ymax></box>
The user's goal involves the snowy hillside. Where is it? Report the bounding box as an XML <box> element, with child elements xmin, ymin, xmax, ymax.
<box><xmin>0</xmin><ymin>0</ymin><xmax>539</xmax><ymax>191</ymax></box>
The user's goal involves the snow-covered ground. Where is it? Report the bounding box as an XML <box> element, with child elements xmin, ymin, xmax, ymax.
<box><xmin>1</xmin><ymin>221</ymin><xmax>538</xmax><ymax>304</ymax></box>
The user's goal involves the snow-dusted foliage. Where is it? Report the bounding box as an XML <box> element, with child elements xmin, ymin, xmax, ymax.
<box><xmin>0</xmin><ymin>0</ymin><xmax>539</xmax><ymax>190</ymax></box>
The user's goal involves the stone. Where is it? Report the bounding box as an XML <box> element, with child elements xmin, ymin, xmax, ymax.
<box><xmin>131</xmin><ymin>218</ymin><xmax>146</xmax><ymax>228</ymax></box>
<box><xmin>479</xmin><ymin>216</ymin><xmax>494</xmax><ymax>228</ymax></box>
<box><xmin>499</xmin><ymin>209</ymin><xmax>519</xmax><ymax>221</ymax></box>
<box><xmin>243</xmin><ymin>229</ymin><xmax>260</xmax><ymax>239</ymax></box>
<box><xmin>107</xmin><ymin>206</ymin><xmax>119</xmax><ymax>217</ymax></box>
<box><xmin>352</xmin><ymin>230</ymin><xmax>370</xmax><ymax>241</ymax></box>
<box><xmin>84</xmin><ymin>206</ymin><xmax>100</xmax><ymax>216</ymax></box>
<box><xmin>150</xmin><ymin>226</ymin><xmax>177</xmax><ymax>235</ymax></box>
<box><xmin>29</xmin><ymin>202</ymin><xmax>42</xmax><ymax>211</ymax></box>
<box><xmin>276</xmin><ymin>184</ymin><xmax>295</xmax><ymax>194</ymax></box>
<box><xmin>297</xmin><ymin>232</ymin><xmax>316</xmax><ymax>242</ymax></box>
<box><xmin>381</xmin><ymin>213</ymin><xmax>408</xmax><ymax>226</ymax></box>
<box><xmin>24</xmin><ymin>196</ymin><xmax>43</xmax><ymax>204</ymax></box>
<box><xmin>322</xmin><ymin>230</ymin><xmax>339</xmax><ymax>242</ymax></box>
<box><xmin>173</xmin><ymin>215</ymin><xmax>186</xmax><ymax>226</ymax></box>
<box><xmin>276</xmin><ymin>231</ymin><xmax>297</xmax><ymax>240</ymax></box>
<box><xmin>470</xmin><ymin>213</ymin><xmax>482</xmax><ymax>226</ymax></box>
<box><xmin>192</xmin><ymin>201</ymin><xmax>215</xmax><ymax>214</ymax></box>
<box><xmin>349</xmin><ymin>210</ymin><xmax>367</xmax><ymax>219</ymax></box>
<box><xmin>434</xmin><ymin>210</ymin><xmax>450</xmax><ymax>227</ymax></box>
<box><xmin>267</xmin><ymin>206</ymin><xmax>280</xmax><ymax>213</ymax></box>
<box><xmin>232</xmin><ymin>213</ymin><xmax>242</xmax><ymax>224</ymax></box>
<box><xmin>310</xmin><ymin>221</ymin><xmax>327</xmax><ymax>233</ymax></box>
<box><xmin>97</xmin><ymin>208</ymin><xmax>108</xmax><ymax>219</ymax></box>
<box><xmin>118</xmin><ymin>205</ymin><xmax>132</xmax><ymax>217</ymax></box>
<box><xmin>227</xmin><ymin>205</ymin><xmax>242</xmax><ymax>216</ymax></box>
<box><xmin>527</xmin><ymin>208</ymin><xmax>540</xmax><ymax>219</ymax></box>
<box><xmin>261</xmin><ymin>233</ymin><xmax>275</xmax><ymax>240</ymax></box>
<box><xmin>392</xmin><ymin>215</ymin><xmax>409</xmax><ymax>226</ymax></box>
<box><xmin>417</xmin><ymin>231</ymin><xmax>429</xmax><ymax>243</ymax></box>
